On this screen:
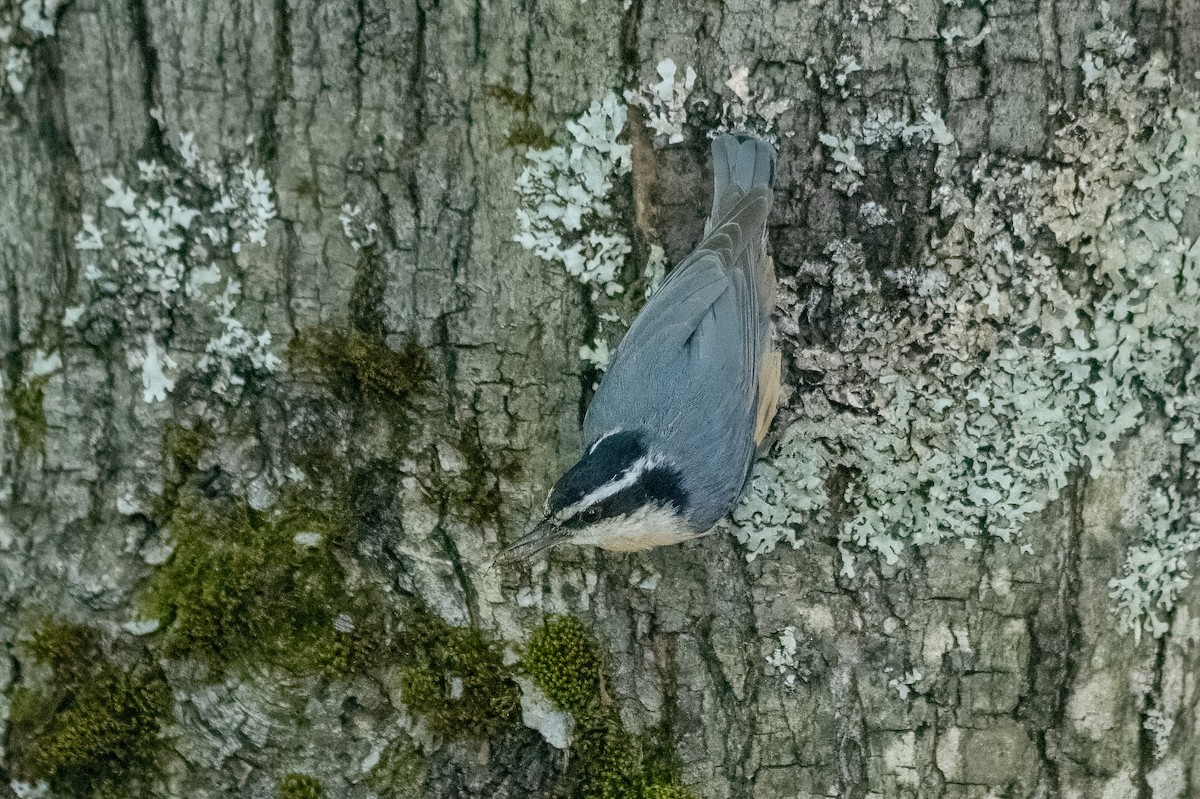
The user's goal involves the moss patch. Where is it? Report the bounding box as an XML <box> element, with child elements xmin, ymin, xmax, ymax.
<box><xmin>5</xmin><ymin>621</ymin><xmax>173</xmax><ymax>798</ymax></box>
<box><xmin>7</xmin><ymin>375</ymin><xmax>49</xmax><ymax>451</ymax></box>
<box><xmin>395</xmin><ymin>607</ymin><xmax>521</xmax><ymax>739</ymax></box>
<box><xmin>277</xmin><ymin>773</ymin><xmax>324</xmax><ymax>799</ymax></box>
<box><xmin>483</xmin><ymin>83</ymin><xmax>557</xmax><ymax>151</ymax></box>
<box><xmin>523</xmin><ymin>615</ymin><xmax>602</xmax><ymax>716</ymax></box>
<box><xmin>287</xmin><ymin>326</ymin><xmax>432</xmax><ymax>402</ymax></box>
<box><xmin>568</xmin><ymin>706</ymin><xmax>642</xmax><ymax>799</ymax></box>
<box><xmin>569</xmin><ymin>712</ymin><xmax>696</xmax><ymax>799</ymax></box>
<box><xmin>507</xmin><ymin>120</ymin><xmax>555</xmax><ymax>151</ymax></box>
<box><xmin>484</xmin><ymin>84</ymin><xmax>533</xmax><ymax>114</ymax></box>
<box><xmin>155</xmin><ymin>421</ymin><xmax>212</xmax><ymax>515</ymax></box>
<box><xmin>642</xmin><ymin>785</ymin><xmax>698</xmax><ymax>799</ymax></box>
<box><xmin>162</xmin><ymin>421</ymin><xmax>210</xmax><ymax>473</ymax></box>
<box><xmin>366</xmin><ymin>735</ymin><xmax>425</xmax><ymax>798</ymax></box>
<box><xmin>438</xmin><ymin>418</ymin><xmax>523</xmax><ymax>528</ymax></box>
<box><xmin>521</xmin><ymin>616</ymin><xmax>697</xmax><ymax>799</ymax></box>
<box><xmin>139</xmin><ymin>484</ymin><xmax>386</xmax><ymax>678</ymax></box>
<box><xmin>565</xmin><ymin>708</ymin><xmax>695</xmax><ymax>799</ymax></box>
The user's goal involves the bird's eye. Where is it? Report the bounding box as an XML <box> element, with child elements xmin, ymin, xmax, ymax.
<box><xmin>581</xmin><ymin>506</ymin><xmax>602</xmax><ymax>523</ymax></box>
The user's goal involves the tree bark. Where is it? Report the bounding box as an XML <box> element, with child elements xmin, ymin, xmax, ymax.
<box><xmin>1</xmin><ymin>0</ymin><xmax>1198</xmax><ymax>797</ymax></box>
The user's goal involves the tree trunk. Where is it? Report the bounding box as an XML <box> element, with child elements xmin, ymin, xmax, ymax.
<box><xmin>1</xmin><ymin>0</ymin><xmax>1198</xmax><ymax>797</ymax></box>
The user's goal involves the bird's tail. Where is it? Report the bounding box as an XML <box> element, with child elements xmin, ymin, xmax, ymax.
<box><xmin>709</xmin><ymin>133</ymin><xmax>776</xmax><ymax>226</ymax></box>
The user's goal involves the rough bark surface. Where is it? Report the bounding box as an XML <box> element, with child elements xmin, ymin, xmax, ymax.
<box><xmin>1</xmin><ymin>0</ymin><xmax>1197</xmax><ymax>798</ymax></box>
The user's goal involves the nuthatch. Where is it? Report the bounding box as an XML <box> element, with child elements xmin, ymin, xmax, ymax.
<box><xmin>504</xmin><ymin>133</ymin><xmax>780</xmax><ymax>559</ymax></box>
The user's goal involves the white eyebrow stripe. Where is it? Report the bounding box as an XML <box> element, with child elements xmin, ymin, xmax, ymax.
<box><xmin>558</xmin><ymin>453</ymin><xmax>663</xmax><ymax>520</ymax></box>
<box><xmin>546</xmin><ymin>429</ymin><xmax>628</xmax><ymax>515</ymax></box>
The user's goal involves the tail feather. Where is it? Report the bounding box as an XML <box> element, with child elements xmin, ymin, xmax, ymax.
<box><xmin>707</xmin><ymin>135</ymin><xmax>779</xmax><ymax>438</ymax></box>
<box><xmin>710</xmin><ymin>133</ymin><xmax>776</xmax><ymax>225</ymax></box>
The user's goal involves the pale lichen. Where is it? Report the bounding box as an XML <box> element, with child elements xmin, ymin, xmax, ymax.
<box><xmin>513</xmin><ymin>93</ymin><xmax>633</xmax><ymax>297</ymax></box>
<box><xmin>73</xmin><ymin>132</ymin><xmax>278</xmax><ymax>404</ymax></box>
<box><xmin>19</xmin><ymin>0</ymin><xmax>59</xmax><ymax>37</ymax></box>
<box><xmin>820</xmin><ymin>104</ymin><xmax>954</xmax><ymax>198</ymax></box>
<box><xmin>198</xmin><ymin>279</ymin><xmax>281</xmax><ymax>401</ymax></box>
<box><xmin>832</xmin><ymin>55</ymin><xmax>862</xmax><ymax>100</ymax></box>
<box><xmin>939</xmin><ymin>24</ymin><xmax>990</xmax><ymax>50</ymax></box>
<box><xmin>579</xmin><ymin>339</ymin><xmax>612</xmax><ymax>371</ymax></box>
<box><xmin>885</xmin><ymin>667</ymin><xmax>923</xmax><ymax>699</ymax></box>
<box><xmin>624</xmin><ymin>58</ymin><xmax>698</xmax><ymax>145</ymax></box>
<box><xmin>765</xmin><ymin>626</ymin><xmax>802</xmax><ymax>687</ymax></box>
<box><xmin>719</xmin><ymin>65</ymin><xmax>792</xmax><ymax>136</ymax></box>
<box><xmin>1144</xmin><ymin>705</ymin><xmax>1175</xmax><ymax>760</ymax></box>
<box><xmin>817</xmin><ymin>132</ymin><xmax>865</xmax><ymax>196</ymax></box>
<box><xmin>642</xmin><ymin>244</ymin><xmax>667</xmax><ymax>298</ymax></box>
<box><xmin>338</xmin><ymin>202</ymin><xmax>379</xmax><ymax>251</ymax></box>
<box><xmin>740</xmin><ymin>7</ymin><xmax>1200</xmax><ymax>625</ymax></box>
<box><xmin>859</xmin><ymin>201</ymin><xmax>891</xmax><ymax>227</ymax></box>
<box><xmin>1108</xmin><ymin>478</ymin><xmax>1199</xmax><ymax>642</ymax></box>
<box><xmin>2</xmin><ymin>31</ymin><xmax>30</xmax><ymax>94</ymax></box>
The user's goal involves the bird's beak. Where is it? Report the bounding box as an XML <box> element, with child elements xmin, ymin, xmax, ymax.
<box><xmin>497</xmin><ymin>517</ymin><xmax>566</xmax><ymax>563</ymax></box>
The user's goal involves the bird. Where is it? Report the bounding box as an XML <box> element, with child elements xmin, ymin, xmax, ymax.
<box><xmin>502</xmin><ymin>133</ymin><xmax>780</xmax><ymax>560</ymax></box>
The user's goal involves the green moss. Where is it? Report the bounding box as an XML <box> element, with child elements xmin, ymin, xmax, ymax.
<box><xmin>7</xmin><ymin>375</ymin><xmax>49</xmax><ymax>451</ymax></box>
<box><xmin>139</xmin><ymin>484</ymin><xmax>386</xmax><ymax>678</ymax></box>
<box><xmin>5</xmin><ymin>621</ymin><xmax>172</xmax><ymax>798</ymax></box>
<box><xmin>635</xmin><ymin>723</ymin><xmax>689</xmax><ymax>793</ymax></box>
<box><xmin>568</xmin><ymin>707</ymin><xmax>642</xmax><ymax>799</ymax></box>
<box><xmin>482</xmin><ymin>84</ymin><xmax>555</xmax><ymax>150</ymax></box>
<box><xmin>293</xmin><ymin>178</ymin><xmax>320</xmax><ymax>200</ymax></box>
<box><xmin>277</xmin><ymin>773</ymin><xmax>324</xmax><ymax>799</ymax></box>
<box><xmin>642</xmin><ymin>784</ymin><xmax>698</xmax><ymax>799</ymax></box>
<box><xmin>507</xmin><ymin>120</ymin><xmax>556</xmax><ymax>151</ymax></box>
<box><xmin>162</xmin><ymin>421</ymin><xmax>210</xmax><ymax>473</ymax></box>
<box><xmin>520</xmin><ymin>616</ymin><xmax>697</xmax><ymax>799</ymax></box>
<box><xmin>366</xmin><ymin>735</ymin><xmax>425</xmax><ymax>798</ymax></box>
<box><xmin>484</xmin><ymin>84</ymin><xmax>533</xmax><ymax>114</ymax></box>
<box><xmin>287</xmin><ymin>326</ymin><xmax>432</xmax><ymax>402</ymax></box>
<box><xmin>395</xmin><ymin>607</ymin><xmax>521</xmax><ymax>739</ymax></box>
<box><xmin>155</xmin><ymin>421</ymin><xmax>212</xmax><ymax>515</ymax></box>
<box><xmin>439</xmin><ymin>418</ymin><xmax>523</xmax><ymax>528</ymax></box>
<box><xmin>565</xmin><ymin>710</ymin><xmax>700</xmax><ymax>799</ymax></box>
<box><xmin>522</xmin><ymin>615</ymin><xmax>602</xmax><ymax>715</ymax></box>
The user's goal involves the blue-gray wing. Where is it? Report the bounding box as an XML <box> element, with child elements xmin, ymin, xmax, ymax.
<box><xmin>582</xmin><ymin>190</ymin><xmax>772</xmax><ymax>524</ymax></box>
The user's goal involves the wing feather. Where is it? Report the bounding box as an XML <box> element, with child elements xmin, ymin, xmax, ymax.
<box><xmin>583</xmin><ymin>251</ymin><xmax>731</xmax><ymax>444</ymax></box>
<box><xmin>582</xmin><ymin>187</ymin><xmax>774</xmax><ymax>530</ymax></box>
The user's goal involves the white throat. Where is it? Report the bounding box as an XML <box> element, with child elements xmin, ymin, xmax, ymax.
<box><xmin>569</xmin><ymin>504</ymin><xmax>700</xmax><ymax>552</ymax></box>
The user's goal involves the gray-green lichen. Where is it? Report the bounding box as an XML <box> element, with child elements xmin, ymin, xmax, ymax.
<box><xmin>67</xmin><ymin>131</ymin><xmax>279</xmax><ymax>406</ymax></box>
<box><xmin>512</xmin><ymin>93</ymin><xmax>633</xmax><ymax>298</ymax></box>
<box><xmin>734</xmin><ymin>11</ymin><xmax>1200</xmax><ymax>641</ymax></box>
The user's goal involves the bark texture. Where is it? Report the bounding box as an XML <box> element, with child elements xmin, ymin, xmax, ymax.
<box><xmin>1</xmin><ymin>0</ymin><xmax>1198</xmax><ymax>797</ymax></box>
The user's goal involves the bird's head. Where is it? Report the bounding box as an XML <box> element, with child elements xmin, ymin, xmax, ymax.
<box><xmin>500</xmin><ymin>430</ymin><xmax>692</xmax><ymax>561</ymax></box>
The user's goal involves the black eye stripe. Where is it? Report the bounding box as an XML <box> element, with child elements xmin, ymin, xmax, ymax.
<box><xmin>560</xmin><ymin>466</ymin><xmax>687</xmax><ymax>528</ymax></box>
<box><xmin>549</xmin><ymin>431</ymin><xmax>648</xmax><ymax>512</ymax></box>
